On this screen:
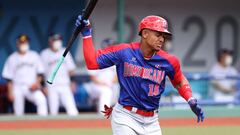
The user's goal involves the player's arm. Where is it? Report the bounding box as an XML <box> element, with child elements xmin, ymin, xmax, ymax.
<box><xmin>171</xmin><ymin>75</ymin><xmax>205</xmax><ymax>123</ymax></box>
<box><xmin>90</xmin><ymin>75</ymin><xmax>105</xmax><ymax>85</ymax></box>
<box><xmin>2</xmin><ymin>57</ymin><xmax>14</xmax><ymax>101</ymax></box>
<box><xmin>168</xmin><ymin>56</ymin><xmax>204</xmax><ymax>122</ymax></box>
<box><xmin>167</xmin><ymin>56</ymin><xmax>192</xmax><ymax>101</ymax></box>
<box><xmin>74</xmin><ymin>16</ymin><xmax>99</xmax><ymax>69</ymax></box>
<box><xmin>30</xmin><ymin>74</ymin><xmax>44</xmax><ymax>91</ymax></box>
<box><xmin>82</xmin><ymin>35</ymin><xmax>99</xmax><ymax>69</ymax></box>
<box><xmin>76</xmin><ymin>15</ymin><xmax>121</xmax><ymax>70</ymax></box>
<box><xmin>5</xmin><ymin>79</ymin><xmax>14</xmax><ymax>102</ymax></box>
<box><xmin>171</xmin><ymin>75</ymin><xmax>192</xmax><ymax>101</ymax></box>
<box><xmin>209</xmin><ymin>68</ymin><xmax>235</xmax><ymax>94</ymax></box>
<box><xmin>211</xmin><ymin>81</ymin><xmax>235</xmax><ymax>94</ymax></box>
<box><xmin>87</xmin><ymin>69</ymin><xmax>109</xmax><ymax>86</ymax></box>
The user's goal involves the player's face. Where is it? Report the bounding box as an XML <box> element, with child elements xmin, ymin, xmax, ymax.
<box><xmin>50</xmin><ymin>39</ymin><xmax>63</xmax><ymax>51</ymax></box>
<box><xmin>143</xmin><ymin>29</ymin><xmax>165</xmax><ymax>51</ymax></box>
<box><xmin>17</xmin><ymin>41</ymin><xmax>30</xmax><ymax>54</ymax></box>
<box><xmin>221</xmin><ymin>53</ymin><xmax>233</xmax><ymax>67</ymax></box>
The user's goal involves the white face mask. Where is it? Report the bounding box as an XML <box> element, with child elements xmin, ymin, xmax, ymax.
<box><xmin>19</xmin><ymin>43</ymin><xmax>29</xmax><ymax>53</ymax></box>
<box><xmin>52</xmin><ymin>40</ymin><xmax>62</xmax><ymax>51</ymax></box>
<box><xmin>225</xmin><ymin>55</ymin><xmax>233</xmax><ymax>66</ymax></box>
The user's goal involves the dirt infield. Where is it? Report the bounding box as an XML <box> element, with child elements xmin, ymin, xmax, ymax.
<box><xmin>0</xmin><ymin>117</ymin><xmax>239</xmax><ymax>129</ymax></box>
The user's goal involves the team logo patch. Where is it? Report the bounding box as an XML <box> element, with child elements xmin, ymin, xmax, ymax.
<box><xmin>131</xmin><ymin>57</ymin><xmax>137</xmax><ymax>62</ymax></box>
<box><xmin>155</xmin><ymin>64</ymin><xmax>161</xmax><ymax>68</ymax></box>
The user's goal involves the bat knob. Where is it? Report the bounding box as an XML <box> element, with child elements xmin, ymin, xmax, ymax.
<box><xmin>46</xmin><ymin>80</ymin><xmax>53</xmax><ymax>84</ymax></box>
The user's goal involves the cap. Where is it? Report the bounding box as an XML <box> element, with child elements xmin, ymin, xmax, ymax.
<box><xmin>17</xmin><ymin>34</ymin><xmax>29</xmax><ymax>43</ymax></box>
<box><xmin>49</xmin><ymin>34</ymin><xmax>62</xmax><ymax>42</ymax></box>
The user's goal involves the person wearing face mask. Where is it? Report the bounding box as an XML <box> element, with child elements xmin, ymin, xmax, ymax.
<box><xmin>209</xmin><ymin>49</ymin><xmax>238</xmax><ymax>103</ymax></box>
<box><xmin>2</xmin><ymin>34</ymin><xmax>48</xmax><ymax>116</ymax></box>
<box><xmin>40</xmin><ymin>33</ymin><xmax>78</xmax><ymax>116</ymax></box>
<box><xmin>83</xmin><ymin>38</ymin><xmax>119</xmax><ymax>115</ymax></box>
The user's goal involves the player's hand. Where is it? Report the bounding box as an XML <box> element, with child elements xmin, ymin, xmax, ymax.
<box><xmin>188</xmin><ymin>98</ymin><xmax>205</xmax><ymax>123</ymax></box>
<box><xmin>75</xmin><ymin>15</ymin><xmax>92</xmax><ymax>37</ymax></box>
<box><xmin>30</xmin><ymin>83</ymin><xmax>41</xmax><ymax>92</ymax></box>
<box><xmin>8</xmin><ymin>92</ymin><xmax>14</xmax><ymax>102</ymax></box>
<box><xmin>42</xmin><ymin>87</ymin><xmax>48</xmax><ymax>96</ymax></box>
<box><xmin>101</xmin><ymin>104</ymin><xmax>113</xmax><ymax>119</ymax></box>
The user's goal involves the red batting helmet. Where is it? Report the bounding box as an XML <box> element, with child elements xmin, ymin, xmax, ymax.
<box><xmin>138</xmin><ymin>15</ymin><xmax>171</xmax><ymax>37</ymax></box>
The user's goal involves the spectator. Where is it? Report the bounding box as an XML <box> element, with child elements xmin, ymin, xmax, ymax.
<box><xmin>2</xmin><ymin>34</ymin><xmax>48</xmax><ymax>116</ymax></box>
<box><xmin>209</xmin><ymin>49</ymin><xmax>238</xmax><ymax>103</ymax></box>
<box><xmin>40</xmin><ymin>33</ymin><xmax>78</xmax><ymax>116</ymax></box>
<box><xmin>83</xmin><ymin>38</ymin><xmax>119</xmax><ymax>114</ymax></box>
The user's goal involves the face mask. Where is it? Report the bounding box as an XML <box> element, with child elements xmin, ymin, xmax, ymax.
<box><xmin>225</xmin><ymin>55</ymin><xmax>233</xmax><ymax>66</ymax></box>
<box><xmin>52</xmin><ymin>40</ymin><xmax>62</xmax><ymax>51</ymax></box>
<box><xmin>19</xmin><ymin>43</ymin><xmax>29</xmax><ymax>53</ymax></box>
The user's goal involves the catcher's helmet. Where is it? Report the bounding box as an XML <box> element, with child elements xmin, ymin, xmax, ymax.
<box><xmin>138</xmin><ymin>15</ymin><xmax>171</xmax><ymax>37</ymax></box>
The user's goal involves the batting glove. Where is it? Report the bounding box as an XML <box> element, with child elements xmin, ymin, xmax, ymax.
<box><xmin>188</xmin><ymin>98</ymin><xmax>205</xmax><ymax>123</ymax></box>
<box><xmin>101</xmin><ymin>104</ymin><xmax>113</xmax><ymax>119</ymax></box>
<box><xmin>75</xmin><ymin>15</ymin><xmax>92</xmax><ymax>37</ymax></box>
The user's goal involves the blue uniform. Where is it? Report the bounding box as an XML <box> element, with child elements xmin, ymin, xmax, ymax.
<box><xmin>95</xmin><ymin>42</ymin><xmax>183</xmax><ymax>111</ymax></box>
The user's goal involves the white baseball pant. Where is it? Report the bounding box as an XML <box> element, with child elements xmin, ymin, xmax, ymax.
<box><xmin>47</xmin><ymin>85</ymin><xmax>78</xmax><ymax>116</ymax></box>
<box><xmin>111</xmin><ymin>103</ymin><xmax>162</xmax><ymax>135</ymax></box>
<box><xmin>13</xmin><ymin>85</ymin><xmax>48</xmax><ymax>116</ymax></box>
<box><xmin>84</xmin><ymin>82</ymin><xmax>113</xmax><ymax>114</ymax></box>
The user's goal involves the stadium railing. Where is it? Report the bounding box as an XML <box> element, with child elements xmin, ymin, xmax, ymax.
<box><xmin>161</xmin><ymin>72</ymin><xmax>240</xmax><ymax>106</ymax></box>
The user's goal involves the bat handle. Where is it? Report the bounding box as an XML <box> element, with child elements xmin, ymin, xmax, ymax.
<box><xmin>47</xmin><ymin>56</ymin><xmax>65</xmax><ymax>84</ymax></box>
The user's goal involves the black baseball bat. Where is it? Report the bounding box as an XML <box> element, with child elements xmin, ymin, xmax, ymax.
<box><xmin>47</xmin><ymin>0</ymin><xmax>98</xmax><ymax>84</ymax></box>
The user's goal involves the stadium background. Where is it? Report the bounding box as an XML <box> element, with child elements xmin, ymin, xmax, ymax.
<box><xmin>0</xmin><ymin>0</ymin><xmax>240</xmax><ymax>135</ymax></box>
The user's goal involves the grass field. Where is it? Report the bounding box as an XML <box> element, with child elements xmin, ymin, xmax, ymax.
<box><xmin>0</xmin><ymin>126</ymin><xmax>240</xmax><ymax>135</ymax></box>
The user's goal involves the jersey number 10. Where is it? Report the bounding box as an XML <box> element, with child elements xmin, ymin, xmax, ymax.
<box><xmin>148</xmin><ymin>84</ymin><xmax>159</xmax><ymax>96</ymax></box>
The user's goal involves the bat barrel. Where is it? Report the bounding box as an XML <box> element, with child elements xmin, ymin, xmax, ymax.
<box><xmin>63</xmin><ymin>0</ymin><xmax>98</xmax><ymax>57</ymax></box>
<box><xmin>47</xmin><ymin>0</ymin><xmax>98</xmax><ymax>84</ymax></box>
<box><xmin>82</xmin><ymin>0</ymin><xmax>98</xmax><ymax>20</ymax></box>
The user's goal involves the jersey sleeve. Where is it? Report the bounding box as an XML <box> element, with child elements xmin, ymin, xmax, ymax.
<box><xmin>83</xmin><ymin>36</ymin><xmax>122</xmax><ymax>69</ymax></box>
<box><xmin>2</xmin><ymin>56</ymin><xmax>14</xmax><ymax>80</ymax></box>
<box><xmin>167</xmin><ymin>56</ymin><xmax>184</xmax><ymax>86</ymax></box>
<box><xmin>96</xmin><ymin>44</ymin><xmax>125</xmax><ymax>69</ymax></box>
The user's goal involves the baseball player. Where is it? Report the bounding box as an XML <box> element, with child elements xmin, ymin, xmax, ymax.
<box><xmin>84</xmin><ymin>38</ymin><xmax>119</xmax><ymax>114</ymax></box>
<box><xmin>2</xmin><ymin>34</ymin><xmax>48</xmax><ymax>116</ymax></box>
<box><xmin>40</xmin><ymin>34</ymin><xmax>78</xmax><ymax>116</ymax></box>
<box><xmin>84</xmin><ymin>63</ymin><xmax>118</xmax><ymax>114</ymax></box>
<box><xmin>76</xmin><ymin>15</ymin><xmax>205</xmax><ymax>135</ymax></box>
